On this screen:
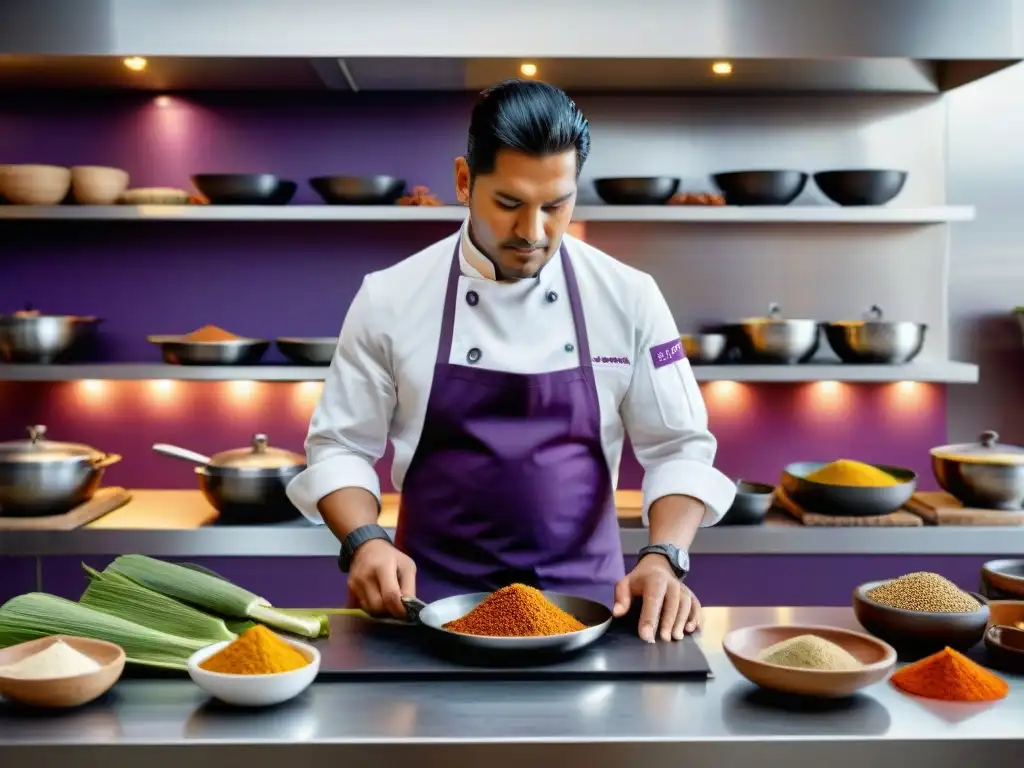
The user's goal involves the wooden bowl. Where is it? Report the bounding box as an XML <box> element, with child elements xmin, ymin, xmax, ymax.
<box><xmin>0</xmin><ymin>164</ymin><xmax>71</xmax><ymax>205</ymax></box>
<box><xmin>0</xmin><ymin>635</ymin><xmax>126</xmax><ymax>708</ymax></box>
<box><xmin>852</xmin><ymin>580</ymin><xmax>989</xmax><ymax>654</ymax></box>
<box><xmin>723</xmin><ymin>624</ymin><xmax>896</xmax><ymax>698</ymax></box>
<box><xmin>71</xmin><ymin>165</ymin><xmax>130</xmax><ymax>205</ymax></box>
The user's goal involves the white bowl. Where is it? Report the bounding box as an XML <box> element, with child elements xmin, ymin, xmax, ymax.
<box><xmin>187</xmin><ymin>637</ymin><xmax>320</xmax><ymax>707</ymax></box>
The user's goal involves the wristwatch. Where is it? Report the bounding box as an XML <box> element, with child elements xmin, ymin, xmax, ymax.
<box><xmin>637</xmin><ymin>543</ymin><xmax>690</xmax><ymax>580</ymax></box>
<box><xmin>338</xmin><ymin>524</ymin><xmax>393</xmax><ymax>572</ymax></box>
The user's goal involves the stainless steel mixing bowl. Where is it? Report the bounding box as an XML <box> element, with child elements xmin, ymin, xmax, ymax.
<box><xmin>724</xmin><ymin>303</ymin><xmax>819</xmax><ymax>364</ymax></box>
<box><xmin>680</xmin><ymin>334</ymin><xmax>727</xmax><ymax>364</ymax></box>
<box><xmin>823</xmin><ymin>305</ymin><xmax>926</xmax><ymax>364</ymax></box>
<box><xmin>931</xmin><ymin>431</ymin><xmax>1024</xmax><ymax>510</ymax></box>
<box><xmin>0</xmin><ymin>313</ymin><xmax>102</xmax><ymax>363</ymax></box>
<box><xmin>148</xmin><ymin>336</ymin><xmax>270</xmax><ymax>365</ymax></box>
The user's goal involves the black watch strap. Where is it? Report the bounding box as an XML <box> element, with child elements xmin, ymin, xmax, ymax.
<box><xmin>338</xmin><ymin>524</ymin><xmax>393</xmax><ymax>572</ymax></box>
<box><xmin>638</xmin><ymin>543</ymin><xmax>690</xmax><ymax>580</ymax></box>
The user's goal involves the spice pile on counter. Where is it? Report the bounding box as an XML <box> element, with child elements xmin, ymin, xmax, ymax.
<box><xmin>866</xmin><ymin>572</ymin><xmax>980</xmax><ymax>613</ymax></box>
<box><xmin>757</xmin><ymin>634</ymin><xmax>863</xmax><ymax>671</ymax></box>
<box><xmin>890</xmin><ymin>647</ymin><xmax>1008</xmax><ymax>701</ymax></box>
<box><xmin>442</xmin><ymin>584</ymin><xmax>586</xmax><ymax>637</ymax></box>
<box><xmin>0</xmin><ymin>639</ymin><xmax>100</xmax><ymax>679</ymax></box>
<box><xmin>181</xmin><ymin>324</ymin><xmax>243</xmax><ymax>342</ymax></box>
<box><xmin>200</xmin><ymin>625</ymin><xmax>309</xmax><ymax>675</ymax></box>
<box><xmin>806</xmin><ymin>459</ymin><xmax>900</xmax><ymax>487</ymax></box>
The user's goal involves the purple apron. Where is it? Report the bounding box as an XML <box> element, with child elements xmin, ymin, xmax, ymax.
<box><xmin>395</xmin><ymin>239</ymin><xmax>625</xmax><ymax>606</ymax></box>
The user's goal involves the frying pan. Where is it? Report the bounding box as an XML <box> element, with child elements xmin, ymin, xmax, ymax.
<box><xmin>401</xmin><ymin>591</ymin><xmax>613</xmax><ymax>654</ymax></box>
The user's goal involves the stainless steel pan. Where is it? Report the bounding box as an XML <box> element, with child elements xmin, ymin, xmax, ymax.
<box><xmin>401</xmin><ymin>591</ymin><xmax>613</xmax><ymax>654</ymax></box>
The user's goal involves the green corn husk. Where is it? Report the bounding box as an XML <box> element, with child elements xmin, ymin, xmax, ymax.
<box><xmin>0</xmin><ymin>593</ymin><xmax>207</xmax><ymax>669</ymax></box>
<box><xmin>107</xmin><ymin>555</ymin><xmax>322</xmax><ymax>638</ymax></box>
<box><xmin>80</xmin><ymin>565</ymin><xmax>236</xmax><ymax>644</ymax></box>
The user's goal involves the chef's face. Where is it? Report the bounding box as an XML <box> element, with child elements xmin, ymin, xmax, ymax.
<box><xmin>455</xmin><ymin>149</ymin><xmax>578</xmax><ymax>279</ymax></box>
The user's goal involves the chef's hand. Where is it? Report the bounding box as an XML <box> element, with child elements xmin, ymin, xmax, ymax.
<box><xmin>348</xmin><ymin>539</ymin><xmax>417</xmax><ymax>619</ymax></box>
<box><xmin>612</xmin><ymin>554</ymin><xmax>701</xmax><ymax>643</ymax></box>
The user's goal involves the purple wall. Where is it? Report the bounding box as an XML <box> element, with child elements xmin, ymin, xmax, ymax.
<box><xmin>0</xmin><ymin>89</ymin><xmax>948</xmax><ymax>489</ymax></box>
<box><xmin>16</xmin><ymin>554</ymin><xmax>993</xmax><ymax>608</ymax></box>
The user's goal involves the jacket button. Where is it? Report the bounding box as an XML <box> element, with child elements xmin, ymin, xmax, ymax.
<box><xmin>466</xmin><ymin>291</ymin><xmax>479</xmax><ymax>307</ymax></box>
<box><xmin>546</xmin><ymin>290</ymin><xmax>558</xmax><ymax>303</ymax></box>
<box><xmin>467</xmin><ymin>347</ymin><xmax>482</xmax><ymax>364</ymax></box>
<box><xmin>564</xmin><ymin>343</ymin><xmax>575</xmax><ymax>352</ymax></box>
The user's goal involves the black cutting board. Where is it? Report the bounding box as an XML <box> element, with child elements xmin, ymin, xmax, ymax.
<box><xmin>312</xmin><ymin>611</ymin><xmax>713</xmax><ymax>681</ymax></box>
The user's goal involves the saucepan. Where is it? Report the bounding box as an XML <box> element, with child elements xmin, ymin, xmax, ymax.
<box><xmin>401</xmin><ymin>592</ymin><xmax>613</xmax><ymax>657</ymax></box>
<box><xmin>152</xmin><ymin>434</ymin><xmax>306</xmax><ymax>524</ymax></box>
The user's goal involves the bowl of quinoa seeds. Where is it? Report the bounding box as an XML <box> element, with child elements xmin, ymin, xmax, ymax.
<box><xmin>865</xmin><ymin>572</ymin><xmax>981</xmax><ymax>613</ymax></box>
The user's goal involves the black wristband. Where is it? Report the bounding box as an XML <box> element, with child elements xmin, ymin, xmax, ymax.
<box><xmin>338</xmin><ymin>524</ymin><xmax>393</xmax><ymax>572</ymax></box>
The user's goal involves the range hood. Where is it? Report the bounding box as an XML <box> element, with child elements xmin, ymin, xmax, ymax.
<box><xmin>1</xmin><ymin>0</ymin><xmax>1023</xmax><ymax>93</ymax></box>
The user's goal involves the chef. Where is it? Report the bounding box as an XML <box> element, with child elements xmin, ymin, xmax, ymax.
<box><xmin>287</xmin><ymin>79</ymin><xmax>736</xmax><ymax>643</ymax></box>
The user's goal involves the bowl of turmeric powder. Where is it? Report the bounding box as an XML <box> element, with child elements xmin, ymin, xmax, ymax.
<box><xmin>148</xmin><ymin>325</ymin><xmax>270</xmax><ymax>366</ymax></box>
<box><xmin>187</xmin><ymin>625</ymin><xmax>320</xmax><ymax>707</ymax></box>
<box><xmin>781</xmin><ymin>459</ymin><xmax>916</xmax><ymax>517</ymax></box>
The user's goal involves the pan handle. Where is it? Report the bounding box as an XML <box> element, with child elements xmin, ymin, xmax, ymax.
<box><xmin>153</xmin><ymin>443</ymin><xmax>212</xmax><ymax>466</ymax></box>
<box><xmin>401</xmin><ymin>596</ymin><xmax>429</xmax><ymax>624</ymax></box>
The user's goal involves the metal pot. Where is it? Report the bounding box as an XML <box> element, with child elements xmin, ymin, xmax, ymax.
<box><xmin>931</xmin><ymin>430</ymin><xmax>1024</xmax><ymax>511</ymax></box>
<box><xmin>680</xmin><ymin>333</ymin><xmax>727</xmax><ymax>364</ymax></box>
<box><xmin>723</xmin><ymin>303</ymin><xmax>820</xmax><ymax>364</ymax></box>
<box><xmin>0</xmin><ymin>310</ymin><xmax>102</xmax><ymax>363</ymax></box>
<box><xmin>153</xmin><ymin>434</ymin><xmax>306</xmax><ymax>524</ymax></box>
<box><xmin>0</xmin><ymin>425</ymin><xmax>122</xmax><ymax>516</ymax></box>
<box><xmin>823</xmin><ymin>305</ymin><xmax>927</xmax><ymax>364</ymax></box>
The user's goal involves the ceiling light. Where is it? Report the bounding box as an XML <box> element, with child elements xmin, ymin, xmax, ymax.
<box><xmin>711</xmin><ymin>61</ymin><xmax>732</xmax><ymax>76</ymax></box>
<box><xmin>520</xmin><ymin>62</ymin><xmax>538</xmax><ymax>77</ymax></box>
<box><xmin>123</xmin><ymin>57</ymin><xmax>148</xmax><ymax>72</ymax></box>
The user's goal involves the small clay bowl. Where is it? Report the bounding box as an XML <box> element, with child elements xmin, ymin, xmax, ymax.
<box><xmin>0</xmin><ymin>635</ymin><xmax>125</xmax><ymax>708</ymax></box>
<box><xmin>719</xmin><ymin>480</ymin><xmax>774</xmax><ymax>526</ymax></box>
<box><xmin>723</xmin><ymin>624</ymin><xmax>897</xmax><ymax>698</ymax></box>
<box><xmin>984</xmin><ymin>623</ymin><xmax>1024</xmax><ymax>672</ymax></box>
<box><xmin>980</xmin><ymin>559</ymin><xmax>1024</xmax><ymax>600</ymax></box>
<box><xmin>852</xmin><ymin>580</ymin><xmax>989</xmax><ymax>654</ymax></box>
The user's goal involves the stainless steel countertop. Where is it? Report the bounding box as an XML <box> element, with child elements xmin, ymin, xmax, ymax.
<box><xmin>4</xmin><ymin>516</ymin><xmax>1024</xmax><ymax>557</ymax></box>
<box><xmin>1</xmin><ymin>607</ymin><xmax>1022</xmax><ymax>767</ymax></box>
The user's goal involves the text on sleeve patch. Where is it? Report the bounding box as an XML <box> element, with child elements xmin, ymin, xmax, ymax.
<box><xmin>649</xmin><ymin>338</ymin><xmax>686</xmax><ymax>369</ymax></box>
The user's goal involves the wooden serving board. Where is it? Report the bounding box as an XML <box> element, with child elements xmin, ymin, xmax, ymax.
<box><xmin>87</xmin><ymin>489</ymin><xmax>219</xmax><ymax>529</ymax></box>
<box><xmin>0</xmin><ymin>487</ymin><xmax>131</xmax><ymax>530</ymax></box>
<box><xmin>775</xmin><ymin>487</ymin><xmax>922</xmax><ymax>527</ymax></box>
<box><xmin>905</xmin><ymin>491</ymin><xmax>1024</xmax><ymax>526</ymax></box>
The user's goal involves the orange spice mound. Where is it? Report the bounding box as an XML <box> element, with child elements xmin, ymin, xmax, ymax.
<box><xmin>890</xmin><ymin>647</ymin><xmax>1009</xmax><ymax>702</ymax></box>
<box><xmin>199</xmin><ymin>625</ymin><xmax>309</xmax><ymax>675</ymax></box>
<box><xmin>182</xmin><ymin>324</ymin><xmax>241</xmax><ymax>342</ymax></box>
<box><xmin>442</xmin><ymin>584</ymin><xmax>586</xmax><ymax>637</ymax></box>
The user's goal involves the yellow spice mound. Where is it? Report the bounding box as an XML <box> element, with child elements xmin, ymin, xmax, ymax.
<box><xmin>806</xmin><ymin>459</ymin><xmax>899</xmax><ymax>487</ymax></box>
<box><xmin>199</xmin><ymin>624</ymin><xmax>309</xmax><ymax>675</ymax></box>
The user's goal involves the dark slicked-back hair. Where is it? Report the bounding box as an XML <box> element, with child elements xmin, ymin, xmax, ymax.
<box><xmin>466</xmin><ymin>79</ymin><xmax>591</xmax><ymax>180</ymax></box>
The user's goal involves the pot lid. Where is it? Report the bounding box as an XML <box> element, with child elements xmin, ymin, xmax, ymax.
<box><xmin>0</xmin><ymin>425</ymin><xmax>103</xmax><ymax>463</ymax></box>
<box><xmin>828</xmin><ymin>305</ymin><xmax>923</xmax><ymax>328</ymax></box>
<box><xmin>931</xmin><ymin>430</ymin><xmax>1024</xmax><ymax>464</ymax></box>
<box><xmin>738</xmin><ymin>302</ymin><xmax>816</xmax><ymax>324</ymax></box>
<box><xmin>207</xmin><ymin>434</ymin><xmax>305</xmax><ymax>470</ymax></box>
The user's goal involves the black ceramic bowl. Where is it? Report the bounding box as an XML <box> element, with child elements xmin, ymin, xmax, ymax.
<box><xmin>309</xmin><ymin>175</ymin><xmax>407</xmax><ymax>205</ymax></box>
<box><xmin>593</xmin><ymin>177</ymin><xmax>680</xmax><ymax>205</ymax></box>
<box><xmin>781</xmin><ymin>462</ymin><xmax>916</xmax><ymax>517</ymax></box>
<box><xmin>276</xmin><ymin>337</ymin><xmax>338</xmax><ymax>366</ymax></box>
<box><xmin>852</xmin><ymin>580</ymin><xmax>989</xmax><ymax>655</ymax></box>
<box><xmin>813</xmin><ymin>170</ymin><xmax>908</xmax><ymax>207</ymax></box>
<box><xmin>711</xmin><ymin>170</ymin><xmax>808</xmax><ymax>206</ymax></box>
<box><xmin>191</xmin><ymin>174</ymin><xmax>294</xmax><ymax>205</ymax></box>
<box><xmin>719</xmin><ymin>480</ymin><xmax>774</xmax><ymax>525</ymax></box>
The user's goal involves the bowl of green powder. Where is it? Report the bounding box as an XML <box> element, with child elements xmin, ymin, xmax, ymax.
<box><xmin>723</xmin><ymin>624</ymin><xmax>897</xmax><ymax>698</ymax></box>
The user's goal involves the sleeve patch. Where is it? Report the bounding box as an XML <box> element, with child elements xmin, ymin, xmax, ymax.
<box><xmin>650</xmin><ymin>338</ymin><xmax>686</xmax><ymax>369</ymax></box>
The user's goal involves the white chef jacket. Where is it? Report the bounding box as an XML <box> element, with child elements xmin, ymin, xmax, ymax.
<box><xmin>287</xmin><ymin>220</ymin><xmax>737</xmax><ymax>527</ymax></box>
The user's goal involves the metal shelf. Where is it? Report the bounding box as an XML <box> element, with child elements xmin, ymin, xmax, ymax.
<box><xmin>0</xmin><ymin>361</ymin><xmax>980</xmax><ymax>383</ymax></box>
<box><xmin>0</xmin><ymin>205</ymin><xmax>977</xmax><ymax>224</ymax></box>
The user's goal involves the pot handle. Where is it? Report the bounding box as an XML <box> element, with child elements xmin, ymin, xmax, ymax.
<box><xmin>152</xmin><ymin>443</ymin><xmax>212</xmax><ymax>465</ymax></box>
<box><xmin>93</xmin><ymin>453</ymin><xmax>122</xmax><ymax>469</ymax></box>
